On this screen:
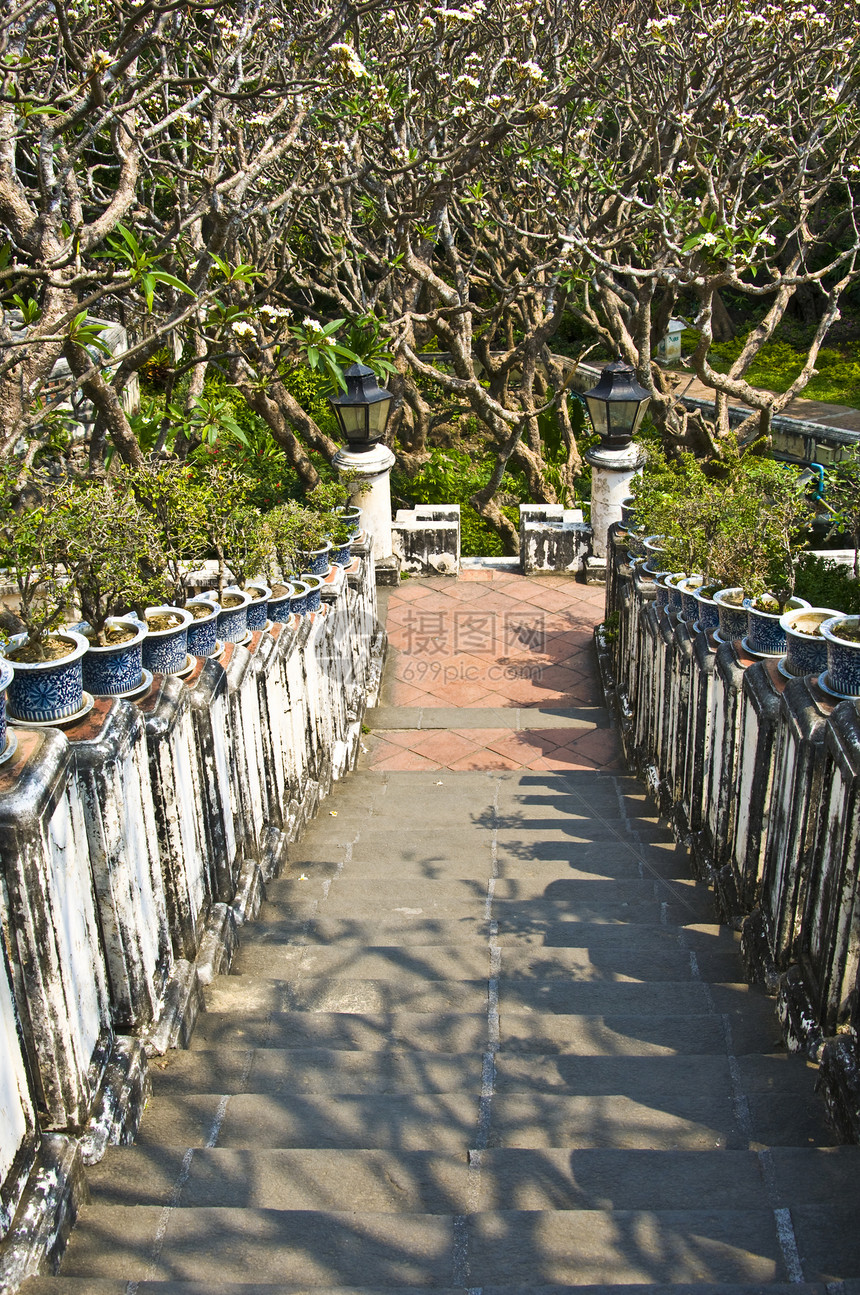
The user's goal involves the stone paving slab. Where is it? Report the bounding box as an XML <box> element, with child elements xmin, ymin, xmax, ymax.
<box><xmin>465</xmin><ymin>1208</ymin><xmax>787</xmax><ymax>1284</ymax></box>
<box><xmin>60</xmin><ymin>1207</ymin><xmax>457</xmax><ymax>1284</ymax></box>
<box><xmin>204</xmin><ymin>976</ymin><xmax>488</xmax><ymax>1015</ymax></box>
<box><xmin>190</xmin><ymin>1009</ymin><xmax>490</xmax><ymax>1054</ymax></box>
<box><xmin>152</xmin><ymin>1049</ymin><xmax>486</xmax><ymax>1098</ymax></box>
<box><xmin>135</xmin><ymin>1093</ymin><xmax>481</xmax><ymax>1151</ymax></box>
<box><xmin>88</xmin><ymin>1148</ymin><xmax>472</xmax><ymax>1212</ymax></box>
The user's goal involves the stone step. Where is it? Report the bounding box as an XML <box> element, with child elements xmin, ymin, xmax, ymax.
<box><xmin>152</xmin><ymin>1048</ymin><xmax>486</xmax><ymax>1096</ymax></box>
<box><xmin>133</xmin><ymin>1091</ymin><xmax>479</xmax><ymax>1152</ymax></box>
<box><xmin>261</xmin><ymin>895</ymin><xmax>712</xmax><ymax>927</ymax></box>
<box><xmin>18</xmin><ymin>1283</ymin><xmax>847</xmax><ymax>1295</ymax></box>
<box><xmin>203</xmin><ymin>976</ymin><xmax>488</xmax><ymax>1016</ymax></box>
<box><xmin>493</xmin><ymin>1052</ymin><xmax>820</xmax><ymax>1098</ymax></box>
<box><xmin>230</xmin><ymin>940</ymin><xmax>741</xmax><ymax>984</ymax></box>
<box><xmin>190</xmin><ymin>1009</ymin><xmax>490</xmax><ymax>1054</ymax></box>
<box><xmin>130</xmin><ymin>1087</ymin><xmax>833</xmax><ymax>1152</ymax></box>
<box><xmin>274</xmin><ymin>849</ymin><xmax>693</xmax><ymax>882</ymax></box>
<box><xmin>190</xmin><ymin>1008</ymin><xmax>781</xmax><ymax>1056</ymax></box>
<box><xmin>264</xmin><ymin>875</ymin><xmax>706</xmax><ymax>909</ymax></box>
<box><xmin>51</xmin><ymin>1204</ymin><xmax>807</xmax><ymax>1285</ymax></box>
<box><xmin>83</xmin><ymin>1146</ymin><xmax>860</xmax><ymax>1212</ymax></box>
<box><xmin>149</xmin><ymin>1049</ymin><xmax>816</xmax><ymax>1101</ymax></box>
<box><xmin>204</xmin><ymin>977</ymin><xmax>749</xmax><ymax>1017</ymax></box>
<box><xmin>229</xmin><ymin>916</ymin><xmax>739</xmax><ymax>949</ymax></box>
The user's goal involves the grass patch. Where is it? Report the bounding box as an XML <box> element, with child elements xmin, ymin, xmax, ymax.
<box><xmin>680</xmin><ymin>330</ymin><xmax>860</xmax><ymax>408</ymax></box>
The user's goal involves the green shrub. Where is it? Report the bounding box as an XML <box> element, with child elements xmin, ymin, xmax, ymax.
<box><xmin>794</xmin><ymin>554</ymin><xmax>860</xmax><ymax>616</ymax></box>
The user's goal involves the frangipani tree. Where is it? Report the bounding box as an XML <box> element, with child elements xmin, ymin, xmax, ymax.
<box><xmin>1</xmin><ymin>0</ymin><xmax>857</xmax><ymax>555</ymax></box>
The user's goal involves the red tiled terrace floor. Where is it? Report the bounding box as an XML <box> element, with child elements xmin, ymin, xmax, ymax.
<box><xmin>363</xmin><ymin>568</ymin><xmax>621</xmax><ymax>772</ymax></box>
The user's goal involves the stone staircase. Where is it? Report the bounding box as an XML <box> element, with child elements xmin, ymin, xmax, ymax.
<box><xmin>23</xmin><ymin>766</ymin><xmax>860</xmax><ymax>1295</ymax></box>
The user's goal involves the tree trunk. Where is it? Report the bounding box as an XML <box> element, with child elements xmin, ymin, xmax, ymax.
<box><xmin>64</xmin><ymin>341</ymin><xmax>145</xmax><ymax>468</ymax></box>
<box><xmin>235</xmin><ymin>380</ymin><xmax>321</xmax><ymax>491</ymax></box>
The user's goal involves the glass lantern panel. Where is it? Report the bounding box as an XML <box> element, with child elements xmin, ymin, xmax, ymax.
<box><xmin>631</xmin><ymin>398</ymin><xmax>651</xmax><ymax>436</ymax></box>
<box><xmin>585</xmin><ymin>396</ymin><xmax>608</xmax><ymax>437</ymax></box>
<box><xmin>338</xmin><ymin>404</ymin><xmax>368</xmax><ymax>436</ymax></box>
<box><xmin>367</xmin><ymin>397</ymin><xmax>392</xmax><ymax>434</ymax></box>
<box><xmin>606</xmin><ymin>400</ymin><xmax>638</xmax><ymax>436</ymax></box>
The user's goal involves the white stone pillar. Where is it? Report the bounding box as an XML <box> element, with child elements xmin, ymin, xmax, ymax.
<box><xmin>333</xmin><ymin>443</ymin><xmax>396</xmax><ymax>561</ymax></box>
<box><xmin>586</xmin><ymin>441</ymin><xmax>646</xmax><ymax>558</ymax></box>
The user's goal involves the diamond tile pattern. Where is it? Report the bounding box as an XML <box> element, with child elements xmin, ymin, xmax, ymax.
<box><xmin>368</xmin><ymin>571</ymin><xmax>619</xmax><ymax>771</ymax></box>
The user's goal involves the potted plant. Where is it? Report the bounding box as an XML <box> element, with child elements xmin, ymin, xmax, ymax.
<box><xmin>288</xmin><ymin>578</ymin><xmax>311</xmax><ymax>617</ymax></box>
<box><xmin>820</xmin><ymin>616</ymin><xmax>860</xmax><ymax>697</ymax></box>
<box><xmin>307</xmin><ymin>475</ymin><xmax>364</xmax><ymax>538</ymax></box>
<box><xmin>733</xmin><ymin>459</ymin><xmax>811</xmax><ymax>655</ymax></box>
<box><xmin>0</xmin><ymin>474</ymin><xmax>89</xmax><ymax>723</ymax></box>
<box><xmin>269</xmin><ymin>500</ymin><xmax>331</xmax><ymax>580</ymax></box>
<box><xmin>299</xmin><ymin>573</ymin><xmax>324</xmax><ymax>613</ymax></box>
<box><xmin>222</xmin><ymin>504</ymin><xmax>272</xmax><ymax>632</ymax></box>
<box><xmin>185</xmin><ymin>592</ymin><xmax>222</xmax><ymax>658</ymax></box>
<box><xmin>192</xmin><ymin>465</ymin><xmax>264</xmax><ymax>644</ymax></box>
<box><xmin>59</xmin><ymin>480</ymin><xmax>169</xmax><ymax>697</ymax></box>
<box><xmin>141</xmin><ymin>603</ymin><xmax>194</xmax><ymax>675</ymax></box>
<box><xmin>779</xmin><ymin>606</ymin><xmax>842</xmax><ymax>679</ymax></box>
<box><xmin>326</xmin><ymin>516</ymin><xmax>355</xmax><ymax>568</ymax></box>
<box><xmin>128</xmin><ymin>465</ymin><xmax>221</xmax><ymax>657</ymax></box>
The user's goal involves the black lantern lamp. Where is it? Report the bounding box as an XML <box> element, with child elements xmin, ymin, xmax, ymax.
<box><xmin>329</xmin><ymin>362</ymin><xmax>394</xmax><ymax>451</ymax></box>
<box><xmin>583</xmin><ymin>357</ymin><xmax>651</xmax><ymax>451</ymax></box>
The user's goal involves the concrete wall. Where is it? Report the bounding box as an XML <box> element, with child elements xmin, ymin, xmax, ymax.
<box><xmin>519</xmin><ymin>505</ymin><xmax>591</xmax><ymax>575</ymax></box>
<box><xmin>0</xmin><ymin>543</ymin><xmax>385</xmax><ymax>1288</ymax></box>
<box><xmin>599</xmin><ymin>527</ymin><xmax>860</xmax><ymax>1143</ymax></box>
<box><xmin>392</xmin><ymin>505</ymin><xmax>460</xmax><ymax>576</ymax></box>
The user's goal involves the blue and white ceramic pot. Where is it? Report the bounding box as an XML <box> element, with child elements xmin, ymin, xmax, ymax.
<box><xmin>296</xmin><ymin>541</ymin><xmax>332</xmax><ymax>578</ymax></box>
<box><xmin>678</xmin><ymin>575</ymin><xmax>704</xmax><ymax>622</ymax></box>
<box><xmin>821</xmin><ymin>616</ymin><xmax>860</xmax><ymax>697</ymax></box>
<box><xmin>0</xmin><ymin>657</ymin><xmax>13</xmax><ymax>754</ymax></box>
<box><xmin>330</xmin><ymin>536</ymin><xmax>353</xmax><ymax>568</ymax></box>
<box><xmin>653</xmin><ymin>572</ymin><xmax>671</xmax><ymax>612</ymax></box>
<box><xmin>244</xmin><ymin>582</ymin><xmax>272</xmax><ymax>632</ymax></box>
<box><xmin>334</xmin><ymin>505</ymin><xmax>362</xmax><ymax>537</ymax></box>
<box><xmin>692</xmin><ymin>583</ymin><xmax>722</xmax><ymax>632</ymax></box>
<box><xmin>779</xmin><ymin>607</ymin><xmax>841</xmax><ymax>678</ymax></box>
<box><xmin>82</xmin><ymin>617</ymin><xmax>146</xmax><ymax>696</ymax></box>
<box><xmin>141</xmin><ymin>605</ymin><xmax>193</xmax><ymax>675</ymax></box>
<box><xmin>2</xmin><ymin>630</ymin><xmax>88</xmax><ymax>722</ymax></box>
<box><xmin>300</xmin><ymin>573</ymin><xmax>324</xmax><ymax>614</ymax></box>
<box><xmin>289</xmin><ymin>579</ymin><xmax>311</xmax><ymax>617</ymax></box>
<box><xmin>619</xmin><ymin>496</ymin><xmax>637</xmax><ymax>528</ymax></box>
<box><xmin>665</xmin><ymin>572</ymin><xmax>686</xmax><ymax>614</ymax></box>
<box><xmin>744</xmin><ymin>594</ymin><xmax>809</xmax><ymax>657</ymax></box>
<box><xmin>626</xmin><ymin>528</ymin><xmax>645</xmax><ymax>559</ymax></box>
<box><xmin>216</xmin><ymin>586</ymin><xmax>253</xmax><ymax>644</ymax></box>
<box><xmin>185</xmin><ymin>594</ymin><xmax>221</xmax><ymax>658</ymax></box>
<box><xmin>642</xmin><ymin>535</ymin><xmax>667</xmax><ymax>576</ymax></box>
<box><xmin>713</xmin><ymin>587</ymin><xmax>748</xmax><ymax>643</ymax></box>
<box><xmin>267</xmin><ymin>583</ymin><xmax>294</xmax><ymax>624</ymax></box>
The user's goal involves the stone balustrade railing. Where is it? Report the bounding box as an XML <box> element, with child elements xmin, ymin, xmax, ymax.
<box><xmin>597</xmin><ymin>527</ymin><xmax>860</xmax><ymax>1144</ymax></box>
<box><xmin>0</xmin><ymin>539</ymin><xmax>384</xmax><ymax>1289</ymax></box>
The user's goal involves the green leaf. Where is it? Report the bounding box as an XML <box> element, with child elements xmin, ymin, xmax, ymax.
<box><xmin>150</xmin><ymin>270</ymin><xmax>196</xmax><ymax>297</ymax></box>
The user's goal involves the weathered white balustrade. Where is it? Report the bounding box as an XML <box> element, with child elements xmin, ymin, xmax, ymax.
<box><xmin>600</xmin><ymin>527</ymin><xmax>860</xmax><ymax>1144</ymax></box>
<box><xmin>0</xmin><ymin>542</ymin><xmax>384</xmax><ymax>1288</ymax></box>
